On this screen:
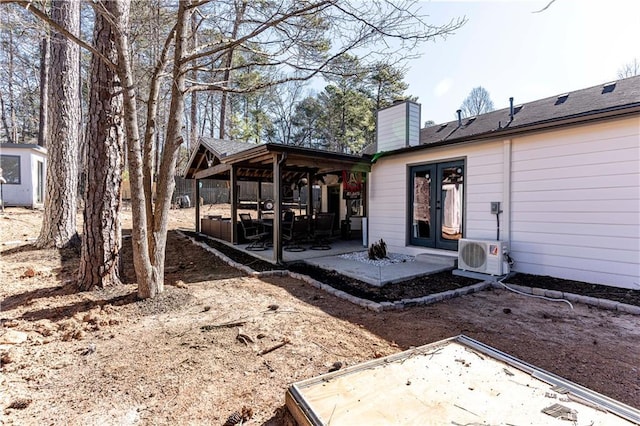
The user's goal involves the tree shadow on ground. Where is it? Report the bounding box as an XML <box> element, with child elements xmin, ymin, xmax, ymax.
<box><xmin>1</xmin><ymin>281</ymin><xmax>79</xmax><ymax>312</ymax></box>
<box><xmin>1</xmin><ymin>243</ymin><xmax>42</xmax><ymax>256</ymax></box>
<box><xmin>1</xmin><ymin>242</ymin><xmax>81</xmax><ymax>312</ymax></box>
<box><xmin>18</xmin><ymin>291</ymin><xmax>138</xmax><ymax>322</ymax></box>
<box><xmin>157</xmin><ymin>230</ymin><xmax>245</xmax><ymax>285</ymax></box>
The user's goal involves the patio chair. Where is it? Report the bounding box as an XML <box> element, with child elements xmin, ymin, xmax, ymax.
<box><xmin>284</xmin><ymin>215</ymin><xmax>309</xmax><ymax>252</ymax></box>
<box><xmin>239</xmin><ymin>213</ymin><xmax>269</xmax><ymax>251</ymax></box>
<box><xmin>282</xmin><ymin>210</ymin><xmax>295</xmax><ymax>226</ymax></box>
<box><xmin>310</xmin><ymin>212</ymin><xmax>334</xmax><ymax>250</ymax></box>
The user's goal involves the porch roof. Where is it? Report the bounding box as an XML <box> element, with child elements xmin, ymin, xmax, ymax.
<box><xmin>184</xmin><ymin>137</ymin><xmax>371</xmax><ymax>182</ymax></box>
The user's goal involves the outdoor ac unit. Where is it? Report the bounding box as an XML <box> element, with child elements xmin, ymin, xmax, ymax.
<box><xmin>458</xmin><ymin>239</ymin><xmax>509</xmax><ymax>276</ymax></box>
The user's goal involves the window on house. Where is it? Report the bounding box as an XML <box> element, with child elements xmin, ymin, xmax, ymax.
<box><xmin>0</xmin><ymin>155</ymin><xmax>21</xmax><ymax>184</ymax></box>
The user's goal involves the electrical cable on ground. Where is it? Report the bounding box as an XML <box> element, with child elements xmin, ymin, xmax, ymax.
<box><xmin>497</xmin><ymin>277</ymin><xmax>573</xmax><ymax>310</ymax></box>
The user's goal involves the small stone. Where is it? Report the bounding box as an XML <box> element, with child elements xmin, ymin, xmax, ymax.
<box><xmin>1</xmin><ymin>351</ymin><xmax>13</xmax><ymax>364</ymax></box>
<box><xmin>22</xmin><ymin>267</ymin><xmax>36</xmax><ymax>278</ymax></box>
<box><xmin>8</xmin><ymin>398</ymin><xmax>32</xmax><ymax>410</ymax></box>
<box><xmin>36</xmin><ymin>323</ymin><xmax>54</xmax><ymax>337</ymax></box>
<box><xmin>328</xmin><ymin>361</ymin><xmax>343</xmax><ymax>372</ymax></box>
<box><xmin>80</xmin><ymin>343</ymin><xmax>96</xmax><ymax>356</ymax></box>
<box><xmin>0</xmin><ymin>329</ymin><xmax>28</xmax><ymax>345</ymax></box>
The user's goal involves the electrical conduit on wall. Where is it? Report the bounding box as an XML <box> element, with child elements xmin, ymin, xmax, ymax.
<box><xmin>503</xmin><ymin>139</ymin><xmax>512</xmax><ymax>269</ymax></box>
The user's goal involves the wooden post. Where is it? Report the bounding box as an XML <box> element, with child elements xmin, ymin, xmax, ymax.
<box><xmin>362</xmin><ymin>172</ymin><xmax>367</xmax><ymax>217</ymax></box>
<box><xmin>257</xmin><ymin>178</ymin><xmax>262</xmax><ymax>217</ymax></box>
<box><xmin>273</xmin><ymin>153</ymin><xmax>284</xmax><ymax>263</ymax></box>
<box><xmin>195</xmin><ymin>178</ymin><xmax>201</xmax><ymax>232</ymax></box>
<box><xmin>230</xmin><ymin>166</ymin><xmax>237</xmax><ymax>244</ymax></box>
<box><xmin>306</xmin><ymin>171</ymin><xmax>313</xmax><ymax>216</ymax></box>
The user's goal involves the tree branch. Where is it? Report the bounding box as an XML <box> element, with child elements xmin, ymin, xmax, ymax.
<box><xmin>181</xmin><ymin>0</ymin><xmax>334</xmax><ymax>65</ymax></box>
<box><xmin>4</xmin><ymin>0</ymin><xmax>118</xmax><ymax>72</ymax></box>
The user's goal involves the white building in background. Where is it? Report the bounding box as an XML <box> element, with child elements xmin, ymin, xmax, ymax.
<box><xmin>0</xmin><ymin>143</ymin><xmax>47</xmax><ymax>208</ymax></box>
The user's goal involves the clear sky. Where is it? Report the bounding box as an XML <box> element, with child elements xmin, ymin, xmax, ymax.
<box><xmin>405</xmin><ymin>0</ymin><xmax>640</xmax><ymax>125</ymax></box>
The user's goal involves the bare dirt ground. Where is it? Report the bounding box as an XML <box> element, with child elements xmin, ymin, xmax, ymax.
<box><xmin>1</xmin><ymin>206</ymin><xmax>639</xmax><ymax>425</ymax></box>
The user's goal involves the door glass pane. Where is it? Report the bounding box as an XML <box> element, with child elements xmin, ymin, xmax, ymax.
<box><xmin>412</xmin><ymin>170</ymin><xmax>431</xmax><ymax>239</ymax></box>
<box><xmin>440</xmin><ymin>165</ymin><xmax>463</xmax><ymax>241</ymax></box>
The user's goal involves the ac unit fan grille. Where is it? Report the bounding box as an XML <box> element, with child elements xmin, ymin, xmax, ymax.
<box><xmin>461</xmin><ymin>242</ymin><xmax>486</xmax><ymax>269</ymax></box>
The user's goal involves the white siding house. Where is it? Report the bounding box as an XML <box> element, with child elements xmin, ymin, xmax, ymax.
<box><xmin>368</xmin><ymin>76</ymin><xmax>640</xmax><ymax>289</ymax></box>
<box><xmin>0</xmin><ymin>143</ymin><xmax>47</xmax><ymax>208</ymax></box>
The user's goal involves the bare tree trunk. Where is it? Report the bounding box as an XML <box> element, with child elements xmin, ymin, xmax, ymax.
<box><xmin>38</xmin><ymin>36</ymin><xmax>49</xmax><ymax>147</ymax></box>
<box><xmin>77</xmin><ymin>0</ymin><xmax>124</xmax><ymax>291</ymax></box>
<box><xmin>218</xmin><ymin>0</ymin><xmax>246</xmax><ymax>139</ymax></box>
<box><xmin>37</xmin><ymin>0</ymin><xmax>80</xmax><ymax>249</ymax></box>
<box><xmin>189</xmin><ymin>12</ymin><xmax>197</xmax><ymax>151</ymax></box>
<box><xmin>111</xmin><ymin>0</ymin><xmax>155</xmax><ymax>298</ymax></box>
<box><xmin>148</xmin><ymin>0</ymin><xmax>192</xmax><ymax>297</ymax></box>
<box><xmin>7</xmin><ymin>26</ymin><xmax>18</xmax><ymax>143</ymax></box>
<box><xmin>0</xmin><ymin>95</ymin><xmax>13</xmax><ymax>143</ymax></box>
<box><xmin>142</xmin><ymin>14</ymin><xmax>175</xmax><ymax>247</ymax></box>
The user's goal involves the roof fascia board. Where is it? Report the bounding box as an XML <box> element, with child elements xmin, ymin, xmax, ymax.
<box><xmin>222</xmin><ymin>143</ymin><xmax>372</xmax><ymax>167</ymax></box>
<box><xmin>183</xmin><ymin>139</ymin><xmax>206</xmax><ymax>178</ymax></box>
<box><xmin>0</xmin><ymin>143</ymin><xmax>48</xmax><ymax>154</ymax></box>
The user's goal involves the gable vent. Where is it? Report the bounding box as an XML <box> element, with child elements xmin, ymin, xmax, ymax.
<box><xmin>555</xmin><ymin>93</ymin><xmax>569</xmax><ymax>105</ymax></box>
<box><xmin>602</xmin><ymin>82</ymin><xmax>616</xmax><ymax>94</ymax></box>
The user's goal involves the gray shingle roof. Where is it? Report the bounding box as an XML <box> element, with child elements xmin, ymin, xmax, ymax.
<box><xmin>418</xmin><ymin>74</ymin><xmax>640</xmax><ymax>146</ymax></box>
<box><xmin>199</xmin><ymin>137</ymin><xmax>256</xmax><ymax>157</ymax></box>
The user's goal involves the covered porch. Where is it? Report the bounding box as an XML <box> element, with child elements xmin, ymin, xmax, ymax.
<box><xmin>184</xmin><ymin>138</ymin><xmax>371</xmax><ymax>264</ymax></box>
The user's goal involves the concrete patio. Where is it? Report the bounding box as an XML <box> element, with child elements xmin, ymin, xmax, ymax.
<box><xmin>232</xmin><ymin>237</ymin><xmax>457</xmax><ymax>286</ymax></box>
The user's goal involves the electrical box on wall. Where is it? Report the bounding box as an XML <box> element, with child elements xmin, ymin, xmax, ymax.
<box><xmin>490</xmin><ymin>202</ymin><xmax>501</xmax><ymax>215</ymax></box>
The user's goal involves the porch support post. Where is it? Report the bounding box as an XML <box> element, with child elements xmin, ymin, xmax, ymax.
<box><xmin>230</xmin><ymin>166</ymin><xmax>238</xmax><ymax>244</ymax></box>
<box><xmin>306</xmin><ymin>171</ymin><xmax>313</xmax><ymax>216</ymax></box>
<box><xmin>273</xmin><ymin>153</ymin><xmax>284</xmax><ymax>263</ymax></box>
<box><xmin>362</xmin><ymin>172</ymin><xmax>367</xmax><ymax>217</ymax></box>
<box><xmin>257</xmin><ymin>178</ymin><xmax>262</xmax><ymax>217</ymax></box>
<box><xmin>195</xmin><ymin>178</ymin><xmax>201</xmax><ymax>232</ymax></box>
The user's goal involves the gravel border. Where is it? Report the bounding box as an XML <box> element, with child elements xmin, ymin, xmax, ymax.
<box><xmin>179</xmin><ymin>231</ymin><xmax>640</xmax><ymax>315</ymax></box>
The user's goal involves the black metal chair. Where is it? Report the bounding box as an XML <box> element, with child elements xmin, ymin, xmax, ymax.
<box><xmin>310</xmin><ymin>212</ymin><xmax>334</xmax><ymax>250</ymax></box>
<box><xmin>284</xmin><ymin>215</ymin><xmax>309</xmax><ymax>252</ymax></box>
<box><xmin>239</xmin><ymin>213</ymin><xmax>269</xmax><ymax>251</ymax></box>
